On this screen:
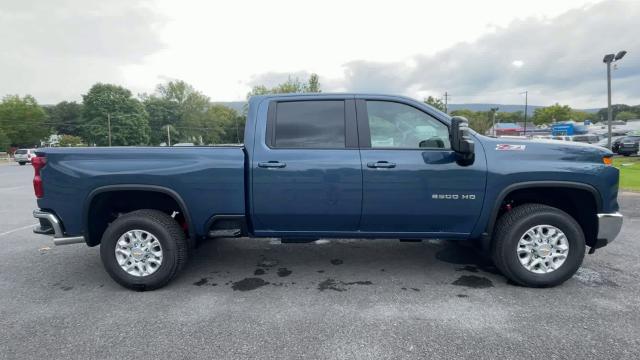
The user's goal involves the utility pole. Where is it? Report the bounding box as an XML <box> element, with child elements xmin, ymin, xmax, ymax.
<box><xmin>107</xmin><ymin>113</ymin><xmax>112</xmax><ymax>147</ymax></box>
<box><xmin>443</xmin><ymin>92</ymin><xmax>450</xmax><ymax>114</ymax></box>
<box><xmin>520</xmin><ymin>91</ymin><xmax>528</xmax><ymax>136</ymax></box>
<box><xmin>167</xmin><ymin>125</ymin><xmax>171</xmax><ymax>146</ymax></box>
<box><xmin>603</xmin><ymin>50</ymin><xmax>627</xmax><ymax>149</ymax></box>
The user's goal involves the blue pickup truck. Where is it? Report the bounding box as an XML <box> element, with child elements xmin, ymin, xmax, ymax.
<box><xmin>31</xmin><ymin>94</ymin><xmax>623</xmax><ymax>290</ymax></box>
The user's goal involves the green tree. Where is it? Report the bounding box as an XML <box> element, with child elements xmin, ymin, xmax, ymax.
<box><xmin>424</xmin><ymin>96</ymin><xmax>445</xmax><ymax>112</ymax></box>
<box><xmin>81</xmin><ymin>83</ymin><xmax>150</xmax><ymax>146</ymax></box>
<box><xmin>154</xmin><ymin>80</ymin><xmax>210</xmax><ymax>144</ymax></box>
<box><xmin>450</xmin><ymin>109</ymin><xmax>493</xmax><ymax>134</ymax></box>
<box><xmin>615</xmin><ymin>111</ymin><xmax>638</xmax><ymax>121</ymax></box>
<box><xmin>141</xmin><ymin>94</ymin><xmax>180</xmax><ymax>145</ymax></box>
<box><xmin>0</xmin><ymin>95</ymin><xmax>48</xmax><ymax>147</ymax></box>
<box><xmin>58</xmin><ymin>134</ymin><xmax>84</xmax><ymax>147</ymax></box>
<box><xmin>532</xmin><ymin>103</ymin><xmax>573</xmax><ymax>125</ymax></box>
<box><xmin>597</xmin><ymin>104</ymin><xmax>633</xmax><ymax>122</ymax></box>
<box><xmin>247</xmin><ymin>74</ymin><xmax>322</xmax><ymax>98</ymax></box>
<box><xmin>199</xmin><ymin>105</ymin><xmax>239</xmax><ymax>144</ymax></box>
<box><xmin>0</xmin><ymin>128</ymin><xmax>10</xmax><ymax>152</ymax></box>
<box><xmin>570</xmin><ymin>110</ymin><xmax>592</xmax><ymax>122</ymax></box>
<box><xmin>305</xmin><ymin>73</ymin><xmax>321</xmax><ymax>93</ymax></box>
<box><xmin>495</xmin><ymin>111</ymin><xmax>524</xmax><ymax>123</ymax></box>
<box><xmin>45</xmin><ymin>101</ymin><xmax>83</xmax><ymax>137</ymax></box>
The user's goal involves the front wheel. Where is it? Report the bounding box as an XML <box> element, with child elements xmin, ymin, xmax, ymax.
<box><xmin>18</xmin><ymin>162</ymin><xmax>26</xmax><ymax>165</ymax></box>
<box><xmin>492</xmin><ymin>204</ymin><xmax>585</xmax><ymax>287</ymax></box>
<box><xmin>100</xmin><ymin>209</ymin><xmax>188</xmax><ymax>291</ymax></box>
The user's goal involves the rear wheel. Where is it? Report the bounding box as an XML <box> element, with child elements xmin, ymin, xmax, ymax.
<box><xmin>492</xmin><ymin>204</ymin><xmax>585</xmax><ymax>287</ymax></box>
<box><xmin>100</xmin><ymin>209</ymin><xmax>188</xmax><ymax>291</ymax></box>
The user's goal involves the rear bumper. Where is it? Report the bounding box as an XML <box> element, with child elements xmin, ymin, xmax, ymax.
<box><xmin>32</xmin><ymin>210</ymin><xmax>85</xmax><ymax>245</ymax></box>
<box><xmin>597</xmin><ymin>212</ymin><xmax>623</xmax><ymax>245</ymax></box>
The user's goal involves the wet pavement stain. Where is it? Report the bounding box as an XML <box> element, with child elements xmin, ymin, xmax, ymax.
<box><xmin>343</xmin><ymin>281</ymin><xmax>372</xmax><ymax>286</ymax></box>
<box><xmin>317</xmin><ymin>270</ymin><xmax>325</xmax><ymax>273</ymax></box>
<box><xmin>232</xmin><ymin>278</ymin><xmax>269</xmax><ymax>291</ymax></box>
<box><xmin>61</xmin><ymin>286</ymin><xmax>73</xmax><ymax>291</ymax></box>
<box><xmin>452</xmin><ymin>275</ymin><xmax>494</xmax><ymax>289</ymax></box>
<box><xmin>436</xmin><ymin>245</ymin><xmax>500</xmax><ymax>275</ymax></box>
<box><xmin>210</xmin><ymin>283</ymin><xmax>218</xmax><ymax>286</ymax></box>
<box><xmin>277</xmin><ymin>268</ymin><xmax>292</xmax><ymax>277</ymax></box>
<box><xmin>254</xmin><ymin>269</ymin><xmax>266</xmax><ymax>276</ymax></box>
<box><xmin>330</xmin><ymin>259</ymin><xmax>343</xmax><ymax>265</ymax></box>
<box><xmin>193</xmin><ymin>278</ymin><xmax>208</xmax><ymax>286</ymax></box>
<box><xmin>318</xmin><ymin>279</ymin><xmax>345</xmax><ymax>292</ymax></box>
<box><xmin>410</xmin><ymin>288</ymin><xmax>420</xmax><ymax>292</ymax></box>
<box><xmin>457</xmin><ymin>294</ymin><xmax>469</xmax><ymax>298</ymax></box>
<box><xmin>318</xmin><ymin>279</ymin><xmax>372</xmax><ymax>291</ymax></box>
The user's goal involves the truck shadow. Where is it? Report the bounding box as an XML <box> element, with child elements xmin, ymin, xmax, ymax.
<box><xmin>180</xmin><ymin>238</ymin><xmax>504</xmax><ymax>291</ymax></box>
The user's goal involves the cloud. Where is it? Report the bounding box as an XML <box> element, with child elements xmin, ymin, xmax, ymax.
<box><xmin>0</xmin><ymin>0</ymin><xmax>165</xmax><ymax>104</ymax></box>
<box><xmin>311</xmin><ymin>0</ymin><xmax>639</xmax><ymax>107</ymax></box>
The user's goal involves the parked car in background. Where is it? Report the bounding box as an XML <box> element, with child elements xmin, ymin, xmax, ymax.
<box><xmin>551</xmin><ymin>135</ymin><xmax>572</xmax><ymax>141</ymax></box>
<box><xmin>14</xmin><ymin>149</ymin><xmax>36</xmax><ymax>165</ymax></box>
<box><xmin>596</xmin><ymin>136</ymin><xmax>623</xmax><ymax>149</ymax></box>
<box><xmin>571</xmin><ymin>134</ymin><xmax>600</xmax><ymax>144</ymax></box>
<box><xmin>617</xmin><ymin>136</ymin><xmax>640</xmax><ymax>156</ymax></box>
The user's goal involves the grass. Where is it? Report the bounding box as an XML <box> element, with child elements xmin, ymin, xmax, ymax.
<box><xmin>613</xmin><ymin>156</ymin><xmax>640</xmax><ymax>192</ymax></box>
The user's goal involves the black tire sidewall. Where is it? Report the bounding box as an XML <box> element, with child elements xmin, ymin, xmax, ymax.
<box><xmin>100</xmin><ymin>215</ymin><xmax>179</xmax><ymax>290</ymax></box>
<box><xmin>501</xmin><ymin>209</ymin><xmax>585</xmax><ymax>287</ymax></box>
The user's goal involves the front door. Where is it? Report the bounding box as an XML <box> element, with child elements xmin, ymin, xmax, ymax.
<box><xmin>251</xmin><ymin>98</ymin><xmax>362</xmax><ymax>233</ymax></box>
<box><xmin>357</xmin><ymin>99</ymin><xmax>486</xmax><ymax>236</ymax></box>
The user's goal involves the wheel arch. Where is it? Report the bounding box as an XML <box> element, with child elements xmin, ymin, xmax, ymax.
<box><xmin>83</xmin><ymin>185</ymin><xmax>195</xmax><ymax>246</ymax></box>
<box><xmin>482</xmin><ymin>181</ymin><xmax>601</xmax><ymax>250</ymax></box>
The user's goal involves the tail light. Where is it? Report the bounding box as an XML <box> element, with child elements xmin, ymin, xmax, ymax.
<box><xmin>32</xmin><ymin>155</ymin><xmax>47</xmax><ymax>198</ymax></box>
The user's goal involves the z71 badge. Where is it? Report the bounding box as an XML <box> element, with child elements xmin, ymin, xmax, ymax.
<box><xmin>496</xmin><ymin>144</ymin><xmax>526</xmax><ymax>151</ymax></box>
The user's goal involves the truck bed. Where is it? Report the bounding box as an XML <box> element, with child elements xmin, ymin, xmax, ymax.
<box><xmin>36</xmin><ymin>146</ymin><xmax>246</xmax><ymax>238</ymax></box>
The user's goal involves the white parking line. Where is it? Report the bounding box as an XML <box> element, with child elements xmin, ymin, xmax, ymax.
<box><xmin>0</xmin><ymin>185</ymin><xmax>30</xmax><ymax>191</ymax></box>
<box><xmin>0</xmin><ymin>224</ymin><xmax>36</xmax><ymax>237</ymax></box>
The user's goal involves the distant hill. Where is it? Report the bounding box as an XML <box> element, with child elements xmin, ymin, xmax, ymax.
<box><xmin>447</xmin><ymin>103</ymin><xmax>600</xmax><ymax>116</ymax></box>
<box><xmin>214</xmin><ymin>101</ymin><xmax>601</xmax><ymax>116</ymax></box>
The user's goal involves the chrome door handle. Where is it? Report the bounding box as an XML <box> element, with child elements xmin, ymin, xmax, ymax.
<box><xmin>258</xmin><ymin>161</ymin><xmax>286</xmax><ymax>168</ymax></box>
<box><xmin>367</xmin><ymin>161</ymin><xmax>396</xmax><ymax>169</ymax></box>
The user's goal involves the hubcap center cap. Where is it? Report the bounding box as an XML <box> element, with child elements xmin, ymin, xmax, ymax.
<box><xmin>131</xmin><ymin>247</ymin><xmax>146</xmax><ymax>260</ymax></box>
<box><xmin>535</xmin><ymin>244</ymin><xmax>552</xmax><ymax>258</ymax></box>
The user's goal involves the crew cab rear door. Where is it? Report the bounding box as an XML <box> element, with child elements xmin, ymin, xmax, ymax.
<box><xmin>251</xmin><ymin>97</ymin><xmax>362</xmax><ymax>233</ymax></box>
<box><xmin>356</xmin><ymin>96</ymin><xmax>487</xmax><ymax>236</ymax></box>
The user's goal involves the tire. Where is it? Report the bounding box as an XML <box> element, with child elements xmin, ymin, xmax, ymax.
<box><xmin>18</xmin><ymin>162</ymin><xmax>26</xmax><ymax>165</ymax></box>
<box><xmin>100</xmin><ymin>209</ymin><xmax>188</xmax><ymax>291</ymax></box>
<box><xmin>491</xmin><ymin>203</ymin><xmax>585</xmax><ymax>287</ymax></box>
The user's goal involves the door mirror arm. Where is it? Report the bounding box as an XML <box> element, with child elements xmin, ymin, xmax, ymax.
<box><xmin>450</xmin><ymin>116</ymin><xmax>475</xmax><ymax>165</ymax></box>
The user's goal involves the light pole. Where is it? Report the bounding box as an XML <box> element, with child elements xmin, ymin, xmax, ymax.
<box><xmin>603</xmin><ymin>50</ymin><xmax>627</xmax><ymax>149</ymax></box>
<box><xmin>520</xmin><ymin>91</ymin><xmax>528</xmax><ymax>136</ymax></box>
<box><xmin>491</xmin><ymin>107</ymin><xmax>499</xmax><ymax>136</ymax></box>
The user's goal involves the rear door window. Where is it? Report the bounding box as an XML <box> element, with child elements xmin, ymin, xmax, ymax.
<box><xmin>273</xmin><ymin>101</ymin><xmax>345</xmax><ymax>148</ymax></box>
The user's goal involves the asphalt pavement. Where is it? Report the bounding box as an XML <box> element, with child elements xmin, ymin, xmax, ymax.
<box><xmin>1</xmin><ymin>162</ymin><xmax>639</xmax><ymax>359</ymax></box>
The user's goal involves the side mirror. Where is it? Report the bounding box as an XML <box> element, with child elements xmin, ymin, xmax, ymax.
<box><xmin>450</xmin><ymin>116</ymin><xmax>475</xmax><ymax>162</ymax></box>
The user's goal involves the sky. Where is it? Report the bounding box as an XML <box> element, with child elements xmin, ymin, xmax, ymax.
<box><xmin>1</xmin><ymin>0</ymin><xmax>638</xmax><ymax>107</ymax></box>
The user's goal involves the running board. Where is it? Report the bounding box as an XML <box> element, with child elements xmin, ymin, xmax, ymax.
<box><xmin>207</xmin><ymin>229</ymin><xmax>242</xmax><ymax>238</ymax></box>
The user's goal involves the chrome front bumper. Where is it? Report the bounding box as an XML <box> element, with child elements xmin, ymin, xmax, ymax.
<box><xmin>33</xmin><ymin>210</ymin><xmax>85</xmax><ymax>245</ymax></box>
<box><xmin>597</xmin><ymin>212</ymin><xmax>624</xmax><ymax>244</ymax></box>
